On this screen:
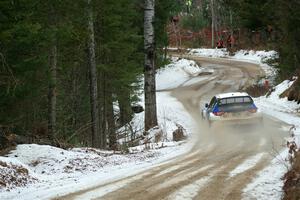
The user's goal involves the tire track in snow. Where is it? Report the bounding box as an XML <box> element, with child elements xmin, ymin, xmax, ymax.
<box><xmin>166</xmin><ymin>176</ymin><xmax>212</xmax><ymax>200</ymax></box>
<box><xmin>71</xmin><ymin>172</ymin><xmax>152</xmax><ymax>200</ymax></box>
<box><xmin>153</xmin><ymin>164</ymin><xmax>214</xmax><ymax>191</ymax></box>
<box><xmin>153</xmin><ymin>157</ymin><xmax>201</xmax><ymax>178</ymax></box>
<box><xmin>149</xmin><ymin>144</ymin><xmax>215</xmax><ymax>179</ymax></box>
<box><xmin>165</xmin><ymin>165</ymin><xmax>227</xmax><ymax>200</ymax></box>
<box><xmin>228</xmin><ymin>153</ymin><xmax>266</xmax><ymax>178</ymax></box>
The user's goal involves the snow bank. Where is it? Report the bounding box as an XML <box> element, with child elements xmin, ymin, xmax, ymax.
<box><xmin>119</xmin><ymin>91</ymin><xmax>195</xmax><ymax>148</ymax></box>
<box><xmin>233</xmin><ymin>50</ymin><xmax>277</xmax><ymax>63</ymax></box>
<box><xmin>7</xmin><ymin>144</ymin><xmax>159</xmax><ymax>176</ymax></box>
<box><xmin>0</xmin><ymin>142</ymin><xmax>189</xmax><ymax>200</ymax></box>
<box><xmin>255</xmin><ymin>79</ymin><xmax>300</xmax><ymax>123</ymax></box>
<box><xmin>156</xmin><ymin>58</ymin><xmax>202</xmax><ymax>90</ymax></box>
<box><xmin>234</xmin><ymin>50</ymin><xmax>278</xmax><ymax>79</ymax></box>
<box><xmin>255</xmin><ymin>78</ymin><xmax>300</xmax><ymax>151</ymax></box>
<box><xmin>0</xmin><ymin>157</ymin><xmax>37</xmax><ymax>191</ymax></box>
<box><xmin>188</xmin><ymin>48</ymin><xmax>278</xmax><ymax>79</ymax></box>
<box><xmin>5</xmin><ymin>144</ymin><xmax>161</xmax><ymax>179</ymax></box>
<box><xmin>243</xmin><ymin>79</ymin><xmax>300</xmax><ymax>200</ymax></box>
<box><xmin>188</xmin><ymin>48</ymin><xmax>229</xmax><ymax>58</ymax></box>
<box><xmin>129</xmin><ymin>141</ymin><xmax>181</xmax><ymax>154</ymax></box>
<box><xmin>243</xmin><ymin>150</ymin><xmax>290</xmax><ymax>200</ymax></box>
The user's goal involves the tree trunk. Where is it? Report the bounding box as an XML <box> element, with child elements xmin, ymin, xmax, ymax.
<box><xmin>230</xmin><ymin>9</ymin><xmax>234</xmax><ymax>48</ymax></box>
<box><xmin>87</xmin><ymin>0</ymin><xmax>100</xmax><ymax>148</ymax></box>
<box><xmin>48</xmin><ymin>44</ymin><xmax>57</xmax><ymax>141</ymax></box>
<box><xmin>211</xmin><ymin>0</ymin><xmax>215</xmax><ymax>48</ymax></box>
<box><xmin>47</xmin><ymin>4</ymin><xmax>58</xmax><ymax>143</ymax></box>
<box><xmin>144</xmin><ymin>0</ymin><xmax>158</xmax><ymax>131</ymax></box>
<box><xmin>106</xmin><ymin>90</ymin><xmax>116</xmax><ymax>150</ymax></box>
<box><xmin>117</xmin><ymin>89</ymin><xmax>132</xmax><ymax>126</ymax></box>
<box><xmin>99</xmin><ymin>72</ymin><xmax>106</xmax><ymax>148</ymax></box>
<box><xmin>172</xmin><ymin>21</ymin><xmax>179</xmax><ymax>49</ymax></box>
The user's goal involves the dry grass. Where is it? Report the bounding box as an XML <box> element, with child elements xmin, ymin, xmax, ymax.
<box><xmin>0</xmin><ymin>160</ymin><xmax>37</xmax><ymax>191</ymax></box>
<box><xmin>283</xmin><ymin>152</ymin><xmax>300</xmax><ymax>200</ymax></box>
<box><xmin>243</xmin><ymin>84</ymin><xmax>270</xmax><ymax>97</ymax></box>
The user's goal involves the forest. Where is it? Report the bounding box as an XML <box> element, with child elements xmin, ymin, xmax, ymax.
<box><xmin>1</xmin><ymin>0</ymin><xmax>299</xmax><ymax>150</ymax></box>
<box><xmin>0</xmin><ymin>0</ymin><xmax>181</xmax><ymax>149</ymax></box>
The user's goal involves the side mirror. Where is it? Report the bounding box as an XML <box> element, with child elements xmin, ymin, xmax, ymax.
<box><xmin>205</xmin><ymin>103</ymin><xmax>209</xmax><ymax>108</ymax></box>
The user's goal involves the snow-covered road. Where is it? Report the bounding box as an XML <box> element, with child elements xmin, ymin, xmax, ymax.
<box><xmin>55</xmin><ymin>55</ymin><xmax>291</xmax><ymax>200</ymax></box>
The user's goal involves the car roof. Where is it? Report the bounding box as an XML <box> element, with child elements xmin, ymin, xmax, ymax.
<box><xmin>215</xmin><ymin>92</ymin><xmax>250</xmax><ymax>99</ymax></box>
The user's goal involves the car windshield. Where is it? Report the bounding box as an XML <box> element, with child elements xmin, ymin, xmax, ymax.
<box><xmin>217</xmin><ymin>96</ymin><xmax>253</xmax><ymax>112</ymax></box>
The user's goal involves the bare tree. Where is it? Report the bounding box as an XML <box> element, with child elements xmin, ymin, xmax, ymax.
<box><xmin>144</xmin><ymin>0</ymin><xmax>158</xmax><ymax>131</ymax></box>
<box><xmin>87</xmin><ymin>0</ymin><xmax>101</xmax><ymax>148</ymax></box>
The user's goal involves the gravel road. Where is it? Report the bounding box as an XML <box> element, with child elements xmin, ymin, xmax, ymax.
<box><xmin>56</xmin><ymin>56</ymin><xmax>289</xmax><ymax>200</ymax></box>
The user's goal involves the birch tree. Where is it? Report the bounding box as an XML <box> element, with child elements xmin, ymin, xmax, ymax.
<box><xmin>144</xmin><ymin>0</ymin><xmax>158</xmax><ymax>131</ymax></box>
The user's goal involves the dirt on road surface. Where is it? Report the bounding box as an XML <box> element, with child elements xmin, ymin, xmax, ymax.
<box><xmin>56</xmin><ymin>56</ymin><xmax>289</xmax><ymax>200</ymax></box>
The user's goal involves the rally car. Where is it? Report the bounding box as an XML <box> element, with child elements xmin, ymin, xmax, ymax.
<box><xmin>202</xmin><ymin>92</ymin><xmax>263</xmax><ymax>127</ymax></box>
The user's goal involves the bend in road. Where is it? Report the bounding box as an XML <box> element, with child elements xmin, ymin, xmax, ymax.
<box><xmin>55</xmin><ymin>56</ymin><xmax>289</xmax><ymax>200</ymax></box>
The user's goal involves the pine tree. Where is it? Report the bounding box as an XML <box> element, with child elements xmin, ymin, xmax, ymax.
<box><xmin>0</xmin><ymin>0</ymin><xmax>176</xmax><ymax>149</ymax></box>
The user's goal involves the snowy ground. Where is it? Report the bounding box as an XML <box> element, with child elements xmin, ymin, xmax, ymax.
<box><xmin>156</xmin><ymin>57</ymin><xmax>206</xmax><ymax>90</ymax></box>
<box><xmin>242</xmin><ymin>78</ymin><xmax>300</xmax><ymax>200</ymax></box>
<box><xmin>0</xmin><ymin>58</ymin><xmax>200</xmax><ymax>200</ymax></box>
<box><xmin>0</xmin><ymin>143</ymin><xmax>191</xmax><ymax>200</ymax></box>
<box><xmin>1</xmin><ymin>49</ymin><xmax>299</xmax><ymax>200</ymax></box>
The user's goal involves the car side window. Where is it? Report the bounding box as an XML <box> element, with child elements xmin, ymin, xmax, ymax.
<box><xmin>208</xmin><ymin>97</ymin><xmax>216</xmax><ymax>108</ymax></box>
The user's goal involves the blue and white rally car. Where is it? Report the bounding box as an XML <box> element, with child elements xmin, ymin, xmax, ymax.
<box><xmin>202</xmin><ymin>92</ymin><xmax>263</xmax><ymax>127</ymax></box>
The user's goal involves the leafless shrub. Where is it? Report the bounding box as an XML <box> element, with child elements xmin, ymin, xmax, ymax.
<box><xmin>173</xmin><ymin>124</ymin><xmax>187</xmax><ymax>142</ymax></box>
<box><xmin>282</xmin><ymin>125</ymin><xmax>300</xmax><ymax>200</ymax></box>
<box><xmin>286</xmin><ymin>125</ymin><xmax>299</xmax><ymax>165</ymax></box>
<box><xmin>243</xmin><ymin>83</ymin><xmax>270</xmax><ymax>97</ymax></box>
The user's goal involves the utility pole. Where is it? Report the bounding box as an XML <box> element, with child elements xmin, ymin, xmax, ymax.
<box><xmin>211</xmin><ymin>0</ymin><xmax>215</xmax><ymax>48</ymax></box>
